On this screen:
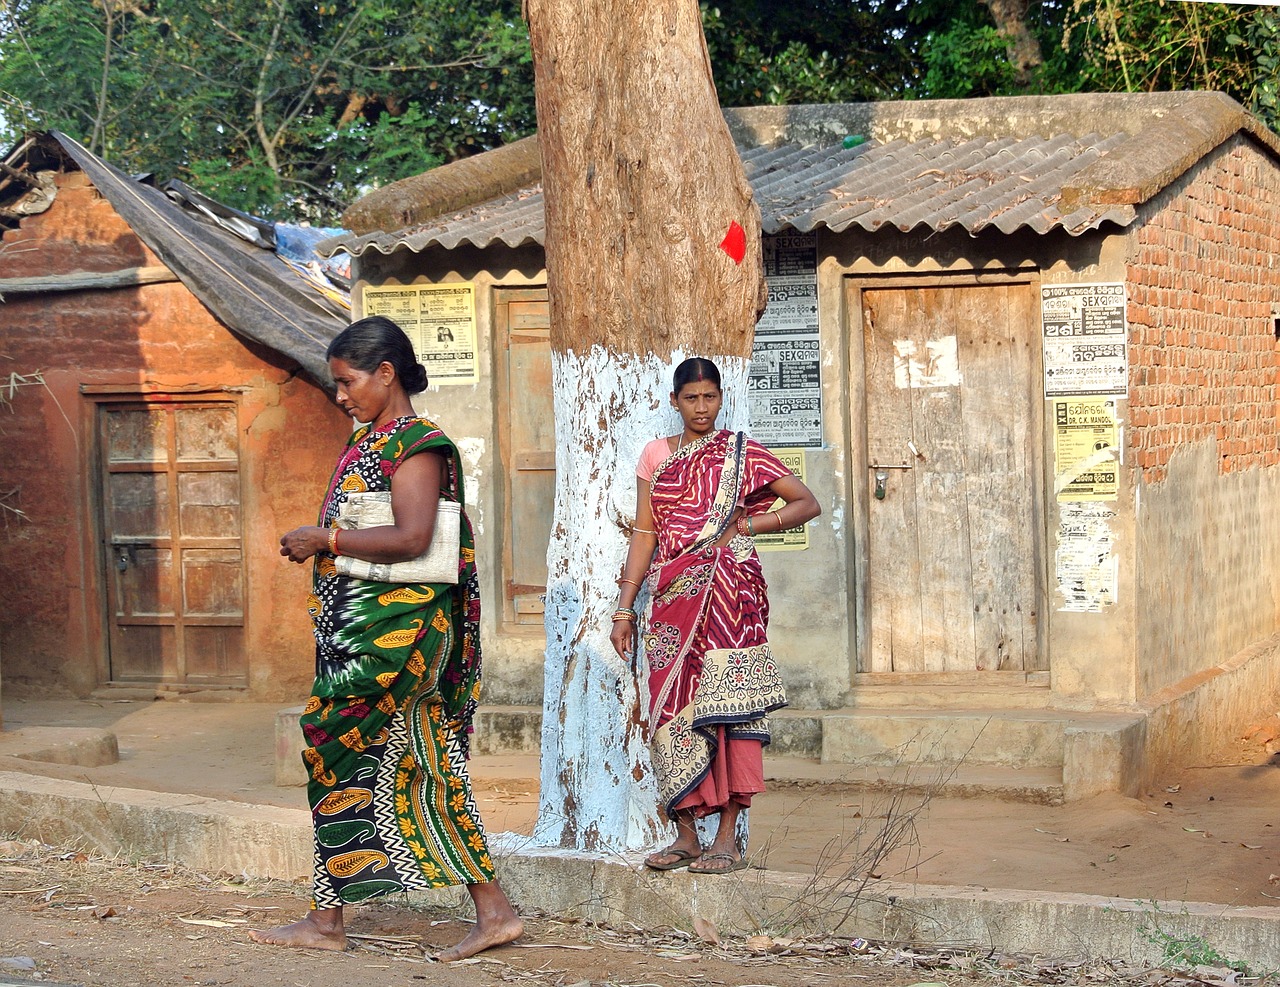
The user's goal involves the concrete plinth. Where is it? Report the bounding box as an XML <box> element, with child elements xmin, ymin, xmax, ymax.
<box><xmin>5</xmin><ymin>769</ymin><xmax>1276</xmax><ymax>971</ymax></box>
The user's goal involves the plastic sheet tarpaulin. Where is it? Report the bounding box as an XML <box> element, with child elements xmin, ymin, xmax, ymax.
<box><xmin>53</xmin><ymin>131</ymin><xmax>348</xmax><ymax>388</ymax></box>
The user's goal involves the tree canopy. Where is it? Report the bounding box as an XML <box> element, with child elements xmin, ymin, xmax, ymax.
<box><xmin>1</xmin><ymin>0</ymin><xmax>1276</xmax><ymax>223</ymax></box>
<box><xmin>0</xmin><ymin>0</ymin><xmax>534</xmax><ymax>220</ymax></box>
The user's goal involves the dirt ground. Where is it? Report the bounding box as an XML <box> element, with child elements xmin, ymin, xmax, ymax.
<box><xmin>2</xmin><ymin>699</ymin><xmax>1280</xmax><ymax>985</ymax></box>
<box><xmin>0</xmin><ymin>839</ymin><xmax>1262</xmax><ymax>987</ymax></box>
<box><xmin>5</xmin><ymin>698</ymin><xmax>1280</xmax><ymax>907</ymax></box>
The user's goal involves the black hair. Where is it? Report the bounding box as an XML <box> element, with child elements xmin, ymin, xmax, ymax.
<box><xmin>326</xmin><ymin>316</ymin><xmax>428</xmax><ymax>394</ymax></box>
<box><xmin>672</xmin><ymin>357</ymin><xmax>722</xmax><ymax>394</ymax></box>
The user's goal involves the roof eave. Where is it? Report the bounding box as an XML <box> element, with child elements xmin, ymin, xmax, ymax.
<box><xmin>1060</xmin><ymin>91</ymin><xmax>1280</xmax><ymax>210</ymax></box>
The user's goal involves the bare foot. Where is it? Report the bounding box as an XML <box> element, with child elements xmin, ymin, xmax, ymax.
<box><xmin>248</xmin><ymin>913</ymin><xmax>347</xmax><ymax>952</ymax></box>
<box><xmin>437</xmin><ymin>913</ymin><xmax>524</xmax><ymax>962</ymax></box>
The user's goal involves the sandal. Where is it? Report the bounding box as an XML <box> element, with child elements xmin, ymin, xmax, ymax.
<box><xmin>688</xmin><ymin>852</ymin><xmax>749</xmax><ymax>875</ymax></box>
<box><xmin>644</xmin><ymin>846</ymin><xmax>700</xmax><ymax>871</ymax></box>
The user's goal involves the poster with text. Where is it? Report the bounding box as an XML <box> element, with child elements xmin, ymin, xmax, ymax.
<box><xmin>363</xmin><ymin>282</ymin><xmax>479</xmax><ymax>385</ymax></box>
<box><xmin>754</xmin><ymin>448</ymin><xmax>811</xmax><ymax>552</ymax></box>
<box><xmin>1053</xmin><ymin>397</ymin><xmax>1120</xmax><ymax>501</ymax></box>
<box><xmin>1041</xmin><ymin>282</ymin><xmax>1128</xmax><ymax>397</ymax></box>
<box><xmin>1055</xmin><ymin>503</ymin><xmax>1118</xmax><ymax>612</ymax></box>
<box><xmin>750</xmin><ymin>235</ymin><xmax>823</xmax><ymax>447</ymax></box>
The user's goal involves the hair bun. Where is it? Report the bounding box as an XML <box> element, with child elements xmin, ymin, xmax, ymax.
<box><xmin>405</xmin><ymin>363</ymin><xmax>429</xmax><ymax>394</ymax></box>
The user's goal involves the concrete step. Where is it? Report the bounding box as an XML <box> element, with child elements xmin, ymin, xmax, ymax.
<box><xmin>461</xmin><ymin>753</ymin><xmax>1064</xmax><ymax>806</ymax></box>
<box><xmin>449</xmin><ymin>705</ymin><xmax>1145</xmax><ymax>804</ymax></box>
<box><xmin>843</xmin><ymin>685</ymin><xmax>1053</xmax><ymax>710</ymax></box>
<box><xmin>822</xmin><ymin>708</ymin><xmax>1069</xmax><ymax>768</ymax></box>
<box><xmin>819</xmin><ymin>707</ymin><xmax>1142</xmax><ymax>772</ymax></box>
<box><xmin>763</xmin><ymin>756</ymin><xmax>1065</xmax><ymax>806</ymax></box>
<box><xmin>471</xmin><ymin>705</ymin><xmax>544</xmax><ymax>756</ymax></box>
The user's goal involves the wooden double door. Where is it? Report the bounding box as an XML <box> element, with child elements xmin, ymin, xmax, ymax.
<box><xmin>98</xmin><ymin>400</ymin><xmax>246</xmax><ymax>686</ymax></box>
<box><xmin>853</xmin><ymin>279</ymin><xmax>1046</xmax><ymax>675</ymax></box>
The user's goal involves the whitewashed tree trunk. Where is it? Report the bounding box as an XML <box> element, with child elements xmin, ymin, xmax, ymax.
<box><xmin>525</xmin><ymin>0</ymin><xmax>765</xmax><ymax>852</ymax></box>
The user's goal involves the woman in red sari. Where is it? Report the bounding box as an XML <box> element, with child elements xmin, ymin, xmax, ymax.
<box><xmin>610</xmin><ymin>358</ymin><xmax>821</xmax><ymax>875</ymax></box>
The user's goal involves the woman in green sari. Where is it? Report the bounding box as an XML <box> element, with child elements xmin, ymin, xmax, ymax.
<box><xmin>250</xmin><ymin>316</ymin><xmax>522</xmax><ymax>959</ymax></box>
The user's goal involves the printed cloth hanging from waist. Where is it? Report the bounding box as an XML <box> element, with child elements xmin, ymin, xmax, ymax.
<box><xmin>300</xmin><ymin>416</ymin><xmax>493</xmax><ymax>906</ymax></box>
<box><xmin>641</xmin><ymin>429</ymin><xmax>790</xmax><ymax>816</ymax></box>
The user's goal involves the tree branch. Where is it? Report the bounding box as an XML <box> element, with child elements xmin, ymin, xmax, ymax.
<box><xmin>91</xmin><ymin>1</ymin><xmax>116</xmax><ymax>154</ymax></box>
<box><xmin>270</xmin><ymin>9</ymin><xmax>368</xmax><ymax>151</ymax></box>
<box><xmin>253</xmin><ymin>0</ymin><xmax>288</xmax><ymax>176</ymax></box>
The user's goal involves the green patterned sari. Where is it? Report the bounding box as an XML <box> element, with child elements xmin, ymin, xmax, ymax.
<box><xmin>300</xmin><ymin>416</ymin><xmax>494</xmax><ymax>909</ymax></box>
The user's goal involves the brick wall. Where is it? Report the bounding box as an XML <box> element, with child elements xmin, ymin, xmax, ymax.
<box><xmin>1126</xmin><ymin>136</ymin><xmax>1280</xmax><ymax>484</ymax></box>
<box><xmin>1128</xmin><ymin>135</ymin><xmax>1280</xmax><ymax>698</ymax></box>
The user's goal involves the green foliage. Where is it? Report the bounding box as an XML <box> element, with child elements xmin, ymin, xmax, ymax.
<box><xmin>702</xmin><ymin>1</ymin><xmax>927</xmax><ymax>105</ymax></box>
<box><xmin>1061</xmin><ymin>0</ymin><xmax>1257</xmax><ymax>99</ymax></box>
<box><xmin>1135</xmin><ymin>902</ymin><xmax>1252</xmax><ymax>975</ymax></box>
<box><xmin>0</xmin><ymin>0</ymin><xmax>534</xmax><ymax>221</ymax></box>
<box><xmin>1239</xmin><ymin>8</ymin><xmax>1280</xmax><ymax>133</ymax></box>
<box><xmin>919</xmin><ymin>21</ymin><xmax>1021</xmax><ymax>98</ymax></box>
<box><xmin>2</xmin><ymin>0</ymin><xmax>1277</xmax><ymax>221</ymax></box>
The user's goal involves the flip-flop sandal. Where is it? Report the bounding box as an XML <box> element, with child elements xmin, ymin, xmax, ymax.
<box><xmin>644</xmin><ymin>846</ymin><xmax>700</xmax><ymax>871</ymax></box>
<box><xmin>688</xmin><ymin>852</ymin><xmax>749</xmax><ymax>875</ymax></box>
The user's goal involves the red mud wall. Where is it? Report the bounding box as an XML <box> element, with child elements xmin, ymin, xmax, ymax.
<box><xmin>0</xmin><ymin>171</ymin><xmax>349</xmax><ymax>699</ymax></box>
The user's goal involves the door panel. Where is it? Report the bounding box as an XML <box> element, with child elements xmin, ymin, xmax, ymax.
<box><xmin>178</xmin><ymin>472</ymin><xmax>240</xmax><ymax>537</ymax></box>
<box><xmin>499</xmin><ymin>290</ymin><xmax>555</xmax><ymax>624</ymax></box>
<box><xmin>861</xmin><ymin>283</ymin><xmax>1042</xmax><ymax>674</ymax></box>
<box><xmin>100</xmin><ymin>401</ymin><xmax>246</xmax><ymax>686</ymax></box>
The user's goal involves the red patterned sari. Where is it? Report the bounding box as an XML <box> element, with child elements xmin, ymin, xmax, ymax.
<box><xmin>641</xmin><ymin>429</ymin><xmax>791</xmax><ymax>819</ymax></box>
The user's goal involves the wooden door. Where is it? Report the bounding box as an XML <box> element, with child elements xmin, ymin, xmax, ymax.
<box><xmin>99</xmin><ymin>401</ymin><xmax>246</xmax><ymax>685</ymax></box>
<box><xmin>859</xmin><ymin>283</ymin><xmax>1043</xmax><ymax>673</ymax></box>
<box><xmin>497</xmin><ymin>289</ymin><xmax>555</xmax><ymax>624</ymax></box>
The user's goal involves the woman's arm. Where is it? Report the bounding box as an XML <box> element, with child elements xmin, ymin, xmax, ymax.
<box><xmin>279</xmin><ymin>452</ymin><xmax>446</xmax><ymax>564</ymax></box>
<box><xmin>609</xmin><ymin>479</ymin><xmax>659</xmax><ymax>659</ymax></box>
<box><xmin>743</xmin><ymin>473</ymin><xmax>821</xmax><ymax>536</ymax></box>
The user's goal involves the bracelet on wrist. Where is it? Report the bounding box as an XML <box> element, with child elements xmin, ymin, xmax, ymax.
<box><xmin>328</xmin><ymin>527</ymin><xmax>339</xmax><ymax>555</ymax></box>
<box><xmin>612</xmin><ymin>607</ymin><xmax>638</xmax><ymax>623</ymax></box>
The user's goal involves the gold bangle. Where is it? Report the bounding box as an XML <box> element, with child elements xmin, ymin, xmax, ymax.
<box><xmin>617</xmin><ymin>578</ymin><xmax>642</xmax><ymax>588</ymax></box>
<box><xmin>773</xmin><ymin>509</ymin><xmax>783</xmax><ymax>531</ymax></box>
<box><xmin>328</xmin><ymin>527</ymin><xmax>339</xmax><ymax>554</ymax></box>
<box><xmin>632</xmin><ymin>526</ymin><xmax>656</xmax><ymax>535</ymax></box>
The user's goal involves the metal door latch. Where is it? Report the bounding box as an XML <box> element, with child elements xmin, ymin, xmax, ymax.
<box><xmin>869</xmin><ymin>463</ymin><xmax>912</xmax><ymax>500</ymax></box>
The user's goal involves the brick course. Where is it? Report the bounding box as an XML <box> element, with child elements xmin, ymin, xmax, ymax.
<box><xmin>1127</xmin><ymin>138</ymin><xmax>1280</xmax><ymax>483</ymax></box>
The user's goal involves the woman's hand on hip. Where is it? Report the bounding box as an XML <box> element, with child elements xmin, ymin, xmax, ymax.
<box><xmin>610</xmin><ymin>618</ymin><xmax>636</xmax><ymax>661</ymax></box>
<box><xmin>280</xmin><ymin>526</ymin><xmax>326</xmax><ymax>563</ymax></box>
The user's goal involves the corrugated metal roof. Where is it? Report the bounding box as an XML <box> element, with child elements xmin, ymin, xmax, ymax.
<box><xmin>327</xmin><ymin>131</ymin><xmax>1139</xmax><ymax>258</ymax></box>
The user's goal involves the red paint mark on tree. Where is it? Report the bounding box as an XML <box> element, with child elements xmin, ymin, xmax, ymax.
<box><xmin>719</xmin><ymin>221</ymin><xmax>746</xmax><ymax>264</ymax></box>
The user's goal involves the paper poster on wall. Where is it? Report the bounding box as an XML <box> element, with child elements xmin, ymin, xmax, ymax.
<box><xmin>749</xmin><ymin>235</ymin><xmax>823</xmax><ymax>448</ymax></box>
<box><xmin>1053</xmin><ymin>397</ymin><xmax>1120</xmax><ymax>501</ymax></box>
<box><xmin>755</xmin><ymin>449</ymin><xmax>810</xmax><ymax>552</ymax></box>
<box><xmin>1041</xmin><ymin>282</ymin><xmax>1128</xmax><ymax>397</ymax></box>
<box><xmin>362</xmin><ymin>283</ymin><xmax>479</xmax><ymax>385</ymax></box>
<box><xmin>1055</xmin><ymin>502</ymin><xmax>1118</xmax><ymax>612</ymax></box>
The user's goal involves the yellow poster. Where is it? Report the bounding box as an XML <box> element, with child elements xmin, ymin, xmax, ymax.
<box><xmin>362</xmin><ymin>283</ymin><xmax>479</xmax><ymax>385</ymax></box>
<box><xmin>1053</xmin><ymin>397</ymin><xmax>1119</xmax><ymax>501</ymax></box>
<box><xmin>755</xmin><ymin>448</ymin><xmax>810</xmax><ymax>552</ymax></box>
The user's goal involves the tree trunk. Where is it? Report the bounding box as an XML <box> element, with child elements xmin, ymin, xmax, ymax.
<box><xmin>980</xmin><ymin>0</ymin><xmax>1043</xmax><ymax>85</ymax></box>
<box><xmin>524</xmin><ymin>0</ymin><xmax>765</xmax><ymax>852</ymax></box>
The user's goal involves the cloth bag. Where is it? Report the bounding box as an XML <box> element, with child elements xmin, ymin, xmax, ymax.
<box><xmin>334</xmin><ymin>491</ymin><xmax>460</xmax><ymax>584</ymax></box>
